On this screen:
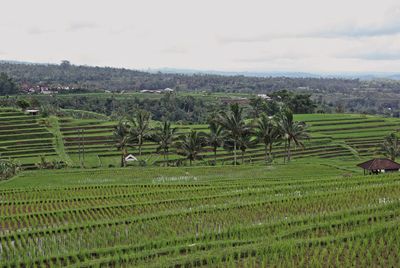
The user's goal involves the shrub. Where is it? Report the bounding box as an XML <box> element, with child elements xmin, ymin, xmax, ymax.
<box><xmin>16</xmin><ymin>98</ymin><xmax>30</xmax><ymax>110</ymax></box>
<box><xmin>36</xmin><ymin>155</ymin><xmax>64</xmax><ymax>169</ymax></box>
<box><xmin>0</xmin><ymin>159</ymin><xmax>20</xmax><ymax>180</ymax></box>
<box><xmin>138</xmin><ymin>160</ymin><xmax>147</xmax><ymax>167</ymax></box>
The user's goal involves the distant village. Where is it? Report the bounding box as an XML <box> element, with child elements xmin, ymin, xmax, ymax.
<box><xmin>19</xmin><ymin>84</ymin><xmax>274</xmax><ymax>106</ymax></box>
<box><xmin>20</xmin><ymin>85</ymin><xmax>177</xmax><ymax>95</ymax></box>
<box><xmin>20</xmin><ymin>85</ymin><xmax>70</xmax><ymax>95</ymax></box>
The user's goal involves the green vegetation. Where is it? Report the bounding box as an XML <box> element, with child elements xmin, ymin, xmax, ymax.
<box><xmin>0</xmin><ymin>106</ymin><xmax>399</xmax><ymax>266</ymax></box>
<box><xmin>0</xmin><ymin>159</ymin><xmax>19</xmax><ymax>180</ymax></box>
<box><xmin>175</xmin><ymin>130</ymin><xmax>207</xmax><ymax>166</ymax></box>
<box><xmin>1</xmin><ymin>107</ymin><xmax>399</xmax><ymax>169</ymax></box>
<box><xmin>2</xmin><ymin>61</ymin><xmax>400</xmax><ymax>116</ymax></box>
<box><xmin>0</xmin><ymin>61</ymin><xmax>360</xmax><ymax>92</ymax></box>
<box><xmin>113</xmin><ymin>120</ymin><xmax>136</xmax><ymax>167</ymax></box>
<box><xmin>0</xmin><ymin>73</ymin><xmax>18</xmax><ymax>95</ymax></box>
<box><xmin>0</xmin><ymin>162</ymin><xmax>399</xmax><ymax>266</ymax></box>
<box><xmin>45</xmin><ymin>116</ymin><xmax>72</xmax><ymax>165</ymax></box>
<box><xmin>381</xmin><ymin>133</ymin><xmax>400</xmax><ymax>161</ymax></box>
<box><xmin>0</xmin><ymin>109</ymin><xmax>58</xmax><ymax>169</ymax></box>
<box><xmin>2</xmin><ymin>53</ymin><xmax>400</xmax><ymax>267</ymax></box>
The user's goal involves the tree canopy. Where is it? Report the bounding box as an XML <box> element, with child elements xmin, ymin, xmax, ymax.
<box><xmin>0</xmin><ymin>73</ymin><xmax>19</xmax><ymax>95</ymax></box>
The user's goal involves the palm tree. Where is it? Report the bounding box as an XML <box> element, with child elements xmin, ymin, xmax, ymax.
<box><xmin>129</xmin><ymin>110</ymin><xmax>151</xmax><ymax>156</ymax></box>
<box><xmin>381</xmin><ymin>133</ymin><xmax>400</xmax><ymax>161</ymax></box>
<box><xmin>255</xmin><ymin>114</ymin><xmax>280</xmax><ymax>163</ymax></box>
<box><xmin>175</xmin><ymin>130</ymin><xmax>206</xmax><ymax>166</ymax></box>
<box><xmin>217</xmin><ymin>104</ymin><xmax>248</xmax><ymax>165</ymax></box>
<box><xmin>277</xmin><ymin>108</ymin><xmax>309</xmax><ymax>163</ymax></box>
<box><xmin>113</xmin><ymin>120</ymin><xmax>136</xmax><ymax>167</ymax></box>
<box><xmin>237</xmin><ymin>129</ymin><xmax>256</xmax><ymax>164</ymax></box>
<box><xmin>152</xmin><ymin>121</ymin><xmax>177</xmax><ymax>162</ymax></box>
<box><xmin>205</xmin><ymin>121</ymin><xmax>224</xmax><ymax>164</ymax></box>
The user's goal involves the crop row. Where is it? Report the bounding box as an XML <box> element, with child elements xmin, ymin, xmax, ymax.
<box><xmin>1</xmin><ymin>188</ymin><xmax>399</xmax><ymax>266</ymax></box>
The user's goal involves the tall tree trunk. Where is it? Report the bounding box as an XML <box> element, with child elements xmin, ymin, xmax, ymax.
<box><xmin>269</xmin><ymin>143</ymin><xmax>273</xmax><ymax>161</ymax></box>
<box><xmin>283</xmin><ymin>140</ymin><xmax>287</xmax><ymax>164</ymax></box>
<box><xmin>121</xmin><ymin>148</ymin><xmax>127</xmax><ymax>167</ymax></box>
<box><xmin>265</xmin><ymin>144</ymin><xmax>268</xmax><ymax>163</ymax></box>
<box><xmin>189</xmin><ymin>158</ymin><xmax>192</xmax><ymax>166</ymax></box>
<box><xmin>287</xmin><ymin>140</ymin><xmax>291</xmax><ymax>162</ymax></box>
<box><xmin>138</xmin><ymin>136</ymin><xmax>143</xmax><ymax>156</ymax></box>
<box><xmin>241</xmin><ymin>150</ymin><xmax>245</xmax><ymax>164</ymax></box>
<box><xmin>121</xmin><ymin>152</ymin><xmax>124</xmax><ymax>167</ymax></box>
<box><xmin>233</xmin><ymin>141</ymin><xmax>237</xmax><ymax>166</ymax></box>
<box><xmin>214</xmin><ymin>148</ymin><xmax>217</xmax><ymax>164</ymax></box>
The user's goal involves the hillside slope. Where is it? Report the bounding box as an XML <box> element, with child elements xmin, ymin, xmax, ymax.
<box><xmin>0</xmin><ymin>61</ymin><xmax>360</xmax><ymax>92</ymax></box>
<box><xmin>1</xmin><ymin>110</ymin><xmax>399</xmax><ymax>168</ymax></box>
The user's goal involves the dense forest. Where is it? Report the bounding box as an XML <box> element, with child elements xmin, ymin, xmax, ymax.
<box><xmin>2</xmin><ymin>61</ymin><xmax>400</xmax><ymax>119</ymax></box>
<box><xmin>0</xmin><ymin>61</ymin><xmax>362</xmax><ymax>92</ymax></box>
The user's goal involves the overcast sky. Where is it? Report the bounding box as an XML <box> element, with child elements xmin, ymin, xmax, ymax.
<box><xmin>1</xmin><ymin>0</ymin><xmax>400</xmax><ymax>73</ymax></box>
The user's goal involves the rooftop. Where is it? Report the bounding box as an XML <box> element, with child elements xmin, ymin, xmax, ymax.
<box><xmin>357</xmin><ymin>158</ymin><xmax>400</xmax><ymax>170</ymax></box>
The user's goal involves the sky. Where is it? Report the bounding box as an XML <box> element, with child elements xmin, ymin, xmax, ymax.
<box><xmin>1</xmin><ymin>0</ymin><xmax>400</xmax><ymax>73</ymax></box>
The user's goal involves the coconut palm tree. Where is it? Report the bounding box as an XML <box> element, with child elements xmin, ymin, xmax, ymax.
<box><xmin>277</xmin><ymin>108</ymin><xmax>309</xmax><ymax>163</ymax></box>
<box><xmin>113</xmin><ymin>120</ymin><xmax>137</xmax><ymax>167</ymax></box>
<box><xmin>129</xmin><ymin>110</ymin><xmax>151</xmax><ymax>156</ymax></box>
<box><xmin>152</xmin><ymin>121</ymin><xmax>177</xmax><ymax>162</ymax></box>
<box><xmin>255</xmin><ymin>114</ymin><xmax>280</xmax><ymax>163</ymax></box>
<box><xmin>205</xmin><ymin>121</ymin><xmax>224</xmax><ymax>164</ymax></box>
<box><xmin>175</xmin><ymin>130</ymin><xmax>207</xmax><ymax>166</ymax></box>
<box><xmin>217</xmin><ymin>104</ymin><xmax>249</xmax><ymax>165</ymax></box>
<box><xmin>381</xmin><ymin>133</ymin><xmax>400</xmax><ymax>161</ymax></box>
<box><xmin>237</xmin><ymin>129</ymin><xmax>256</xmax><ymax>164</ymax></box>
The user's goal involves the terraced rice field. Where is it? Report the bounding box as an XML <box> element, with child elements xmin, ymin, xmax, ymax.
<box><xmin>1</xmin><ymin>165</ymin><xmax>399</xmax><ymax>266</ymax></box>
<box><xmin>1</xmin><ymin>108</ymin><xmax>399</xmax><ymax>168</ymax></box>
<box><xmin>59</xmin><ymin>113</ymin><xmax>400</xmax><ymax>167</ymax></box>
<box><xmin>0</xmin><ymin>109</ymin><xmax>58</xmax><ymax>169</ymax></box>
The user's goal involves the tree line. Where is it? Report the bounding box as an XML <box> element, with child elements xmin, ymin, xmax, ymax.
<box><xmin>0</xmin><ymin>62</ymin><xmax>361</xmax><ymax>92</ymax></box>
<box><xmin>2</xmin><ymin>89</ymin><xmax>317</xmax><ymax>123</ymax></box>
<box><xmin>0</xmin><ymin>73</ymin><xmax>18</xmax><ymax>95</ymax></box>
<box><xmin>114</xmin><ymin>104</ymin><xmax>309</xmax><ymax>167</ymax></box>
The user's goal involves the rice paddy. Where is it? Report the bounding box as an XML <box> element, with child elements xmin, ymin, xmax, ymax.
<box><xmin>1</xmin><ymin>109</ymin><xmax>400</xmax><ymax>266</ymax></box>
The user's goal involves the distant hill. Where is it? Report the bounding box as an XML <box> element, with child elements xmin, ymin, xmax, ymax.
<box><xmin>0</xmin><ymin>60</ymin><xmax>364</xmax><ymax>93</ymax></box>
<box><xmin>147</xmin><ymin>68</ymin><xmax>322</xmax><ymax>78</ymax></box>
<box><xmin>151</xmin><ymin>67</ymin><xmax>400</xmax><ymax>81</ymax></box>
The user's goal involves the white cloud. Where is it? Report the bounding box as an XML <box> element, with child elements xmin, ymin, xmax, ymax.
<box><xmin>160</xmin><ymin>46</ymin><xmax>188</xmax><ymax>54</ymax></box>
<box><xmin>67</xmin><ymin>22</ymin><xmax>99</xmax><ymax>32</ymax></box>
<box><xmin>1</xmin><ymin>0</ymin><xmax>400</xmax><ymax>72</ymax></box>
<box><xmin>27</xmin><ymin>27</ymin><xmax>54</xmax><ymax>35</ymax></box>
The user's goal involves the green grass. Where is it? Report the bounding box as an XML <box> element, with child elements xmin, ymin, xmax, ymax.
<box><xmin>45</xmin><ymin>116</ymin><xmax>72</xmax><ymax>165</ymax></box>
<box><xmin>52</xmin><ymin>112</ymin><xmax>400</xmax><ymax>168</ymax></box>
<box><xmin>1</xmin><ymin>162</ymin><xmax>399</xmax><ymax>266</ymax></box>
<box><xmin>1</xmin><ymin>108</ymin><xmax>399</xmax><ymax>168</ymax></box>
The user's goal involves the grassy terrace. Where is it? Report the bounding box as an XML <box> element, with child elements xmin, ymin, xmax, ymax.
<box><xmin>0</xmin><ymin>109</ymin><xmax>399</xmax><ymax>168</ymax></box>
<box><xmin>0</xmin><ymin>162</ymin><xmax>399</xmax><ymax>266</ymax></box>
<box><xmin>1</xmin><ymin>109</ymin><xmax>400</xmax><ymax>266</ymax></box>
<box><xmin>0</xmin><ymin>110</ymin><xmax>58</xmax><ymax>167</ymax></box>
<box><xmin>58</xmin><ymin>113</ymin><xmax>398</xmax><ymax>167</ymax></box>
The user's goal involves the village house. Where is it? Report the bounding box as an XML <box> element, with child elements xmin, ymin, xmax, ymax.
<box><xmin>257</xmin><ymin>94</ymin><xmax>272</xmax><ymax>100</ymax></box>
<box><xmin>140</xmin><ymin>88</ymin><xmax>174</xmax><ymax>94</ymax></box>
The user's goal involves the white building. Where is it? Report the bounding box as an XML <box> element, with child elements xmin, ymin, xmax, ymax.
<box><xmin>257</xmin><ymin>94</ymin><xmax>271</xmax><ymax>100</ymax></box>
